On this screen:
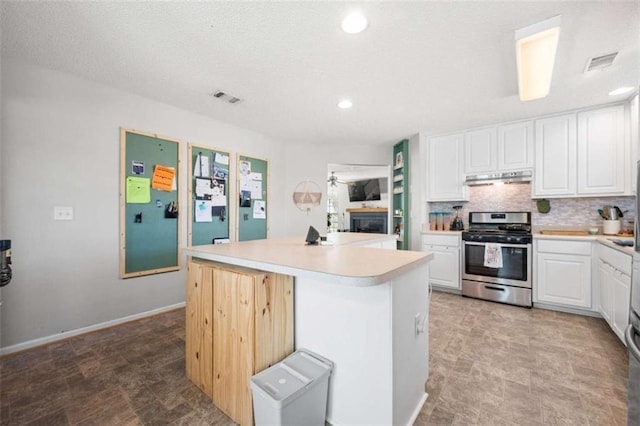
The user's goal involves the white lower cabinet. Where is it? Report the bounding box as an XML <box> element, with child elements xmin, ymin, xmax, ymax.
<box><xmin>534</xmin><ymin>239</ymin><xmax>592</xmax><ymax>309</ymax></box>
<box><xmin>597</xmin><ymin>244</ymin><xmax>631</xmax><ymax>343</ymax></box>
<box><xmin>422</xmin><ymin>233</ymin><xmax>460</xmax><ymax>290</ymax></box>
<box><xmin>598</xmin><ymin>260</ymin><xmax>612</xmax><ymax>324</ymax></box>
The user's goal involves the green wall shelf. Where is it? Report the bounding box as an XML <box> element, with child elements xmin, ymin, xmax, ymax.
<box><xmin>392</xmin><ymin>139</ymin><xmax>409</xmax><ymax>250</ymax></box>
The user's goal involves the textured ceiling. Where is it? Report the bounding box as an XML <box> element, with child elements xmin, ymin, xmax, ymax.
<box><xmin>1</xmin><ymin>1</ymin><xmax>638</xmax><ymax>146</ymax></box>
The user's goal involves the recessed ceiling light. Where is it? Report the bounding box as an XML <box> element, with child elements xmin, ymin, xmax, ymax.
<box><xmin>338</xmin><ymin>99</ymin><xmax>353</xmax><ymax>109</ymax></box>
<box><xmin>341</xmin><ymin>12</ymin><xmax>368</xmax><ymax>34</ymax></box>
<box><xmin>609</xmin><ymin>87</ymin><xmax>634</xmax><ymax>96</ymax></box>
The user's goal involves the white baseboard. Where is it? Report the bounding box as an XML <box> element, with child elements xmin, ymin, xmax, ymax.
<box><xmin>533</xmin><ymin>301</ymin><xmax>602</xmax><ymax>318</ymax></box>
<box><xmin>406</xmin><ymin>392</ymin><xmax>429</xmax><ymax>426</ymax></box>
<box><xmin>0</xmin><ymin>302</ymin><xmax>186</xmax><ymax>356</ymax></box>
<box><xmin>432</xmin><ymin>286</ymin><xmax>462</xmax><ymax>295</ymax></box>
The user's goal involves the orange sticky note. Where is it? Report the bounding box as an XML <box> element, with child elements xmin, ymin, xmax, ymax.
<box><xmin>151</xmin><ymin>165</ymin><xmax>175</xmax><ymax>191</ymax></box>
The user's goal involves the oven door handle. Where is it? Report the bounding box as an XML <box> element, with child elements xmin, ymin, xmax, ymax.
<box><xmin>484</xmin><ymin>285</ymin><xmax>506</xmax><ymax>292</ymax></box>
<box><xmin>463</xmin><ymin>241</ymin><xmax>529</xmax><ymax>249</ymax></box>
<box><xmin>626</xmin><ymin>324</ymin><xmax>640</xmax><ymax>362</ymax></box>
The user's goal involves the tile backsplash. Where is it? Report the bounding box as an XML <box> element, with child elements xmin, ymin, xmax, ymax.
<box><xmin>429</xmin><ymin>183</ymin><xmax>635</xmax><ymax>230</ymax></box>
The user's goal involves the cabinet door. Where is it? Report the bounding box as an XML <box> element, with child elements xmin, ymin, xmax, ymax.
<box><xmin>427</xmin><ymin>134</ymin><xmax>467</xmax><ymax>201</ymax></box>
<box><xmin>423</xmin><ymin>245</ymin><xmax>460</xmax><ymax>289</ymax></box>
<box><xmin>631</xmin><ymin>95</ymin><xmax>639</xmax><ymax>193</ymax></box>
<box><xmin>611</xmin><ymin>270</ymin><xmax>630</xmax><ymax>342</ymax></box>
<box><xmin>464</xmin><ymin>128</ymin><xmax>496</xmax><ymax>174</ymax></box>
<box><xmin>185</xmin><ymin>261</ymin><xmax>214</xmax><ymax>398</ymax></box>
<box><xmin>536</xmin><ymin>252</ymin><xmax>591</xmax><ymax>308</ymax></box>
<box><xmin>497</xmin><ymin>121</ymin><xmax>533</xmax><ymax>170</ymax></box>
<box><xmin>577</xmin><ymin>105</ymin><xmax>626</xmax><ymax>195</ymax></box>
<box><xmin>598</xmin><ymin>260</ymin><xmax>612</xmax><ymax>324</ymax></box>
<box><xmin>212</xmin><ymin>269</ymin><xmax>256</xmax><ymax>426</ymax></box>
<box><xmin>533</xmin><ymin>114</ymin><xmax>577</xmax><ymax>197</ymax></box>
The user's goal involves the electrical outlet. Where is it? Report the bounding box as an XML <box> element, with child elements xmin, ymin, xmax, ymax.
<box><xmin>54</xmin><ymin>206</ymin><xmax>74</xmax><ymax>221</ymax></box>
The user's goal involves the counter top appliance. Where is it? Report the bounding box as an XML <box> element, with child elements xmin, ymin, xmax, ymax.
<box><xmin>450</xmin><ymin>205</ymin><xmax>464</xmax><ymax>231</ymax></box>
<box><xmin>461</xmin><ymin>212</ymin><xmax>532</xmax><ymax>307</ymax></box>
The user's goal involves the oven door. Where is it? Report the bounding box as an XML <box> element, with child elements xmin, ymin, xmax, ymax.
<box><xmin>462</xmin><ymin>241</ymin><xmax>531</xmax><ymax>288</ymax></box>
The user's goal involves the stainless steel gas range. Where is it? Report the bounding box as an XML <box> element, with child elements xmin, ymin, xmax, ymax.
<box><xmin>461</xmin><ymin>212</ymin><xmax>532</xmax><ymax>307</ymax></box>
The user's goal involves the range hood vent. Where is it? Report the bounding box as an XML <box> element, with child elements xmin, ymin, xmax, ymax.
<box><xmin>464</xmin><ymin>170</ymin><xmax>533</xmax><ymax>186</ymax></box>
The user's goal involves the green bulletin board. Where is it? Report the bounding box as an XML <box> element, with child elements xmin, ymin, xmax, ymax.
<box><xmin>237</xmin><ymin>154</ymin><xmax>268</xmax><ymax>241</ymax></box>
<box><xmin>120</xmin><ymin>128</ymin><xmax>181</xmax><ymax>278</ymax></box>
<box><xmin>187</xmin><ymin>144</ymin><xmax>231</xmax><ymax>246</ymax></box>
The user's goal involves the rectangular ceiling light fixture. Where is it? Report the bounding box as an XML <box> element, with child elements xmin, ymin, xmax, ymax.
<box><xmin>515</xmin><ymin>15</ymin><xmax>561</xmax><ymax>102</ymax></box>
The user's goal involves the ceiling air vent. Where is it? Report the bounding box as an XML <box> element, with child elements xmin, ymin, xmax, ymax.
<box><xmin>584</xmin><ymin>52</ymin><xmax>618</xmax><ymax>72</ymax></box>
<box><xmin>210</xmin><ymin>90</ymin><xmax>243</xmax><ymax>105</ymax></box>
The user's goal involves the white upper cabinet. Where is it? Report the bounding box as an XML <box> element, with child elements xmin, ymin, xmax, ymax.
<box><xmin>534</xmin><ymin>105</ymin><xmax>629</xmax><ymax>198</ymax></box>
<box><xmin>533</xmin><ymin>113</ymin><xmax>577</xmax><ymax>197</ymax></box>
<box><xmin>577</xmin><ymin>104</ymin><xmax>626</xmax><ymax>195</ymax></box>
<box><xmin>464</xmin><ymin>128</ymin><xmax>496</xmax><ymax>174</ymax></box>
<box><xmin>464</xmin><ymin>122</ymin><xmax>533</xmax><ymax>175</ymax></box>
<box><xmin>630</xmin><ymin>94</ymin><xmax>638</xmax><ymax>193</ymax></box>
<box><xmin>427</xmin><ymin>134</ymin><xmax>468</xmax><ymax>201</ymax></box>
<box><xmin>497</xmin><ymin>121</ymin><xmax>534</xmax><ymax>170</ymax></box>
<box><xmin>429</xmin><ymin>100</ymin><xmax>632</xmax><ymax>200</ymax></box>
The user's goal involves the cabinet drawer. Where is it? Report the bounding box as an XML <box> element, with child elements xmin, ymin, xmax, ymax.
<box><xmin>422</xmin><ymin>233</ymin><xmax>460</xmax><ymax>247</ymax></box>
<box><xmin>536</xmin><ymin>239</ymin><xmax>592</xmax><ymax>256</ymax></box>
<box><xmin>598</xmin><ymin>244</ymin><xmax>631</xmax><ymax>276</ymax></box>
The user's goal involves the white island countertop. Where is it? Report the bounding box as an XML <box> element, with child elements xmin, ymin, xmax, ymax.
<box><xmin>184</xmin><ymin>233</ymin><xmax>432</xmax><ymax>286</ymax></box>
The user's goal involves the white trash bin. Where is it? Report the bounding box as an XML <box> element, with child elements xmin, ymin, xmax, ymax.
<box><xmin>250</xmin><ymin>348</ymin><xmax>333</xmax><ymax>426</ymax></box>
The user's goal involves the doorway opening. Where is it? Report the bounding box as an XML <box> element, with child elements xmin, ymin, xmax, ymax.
<box><xmin>327</xmin><ymin>164</ymin><xmax>391</xmax><ymax>234</ymax></box>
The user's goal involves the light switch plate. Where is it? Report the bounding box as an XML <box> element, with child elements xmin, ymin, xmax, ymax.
<box><xmin>54</xmin><ymin>206</ymin><xmax>74</xmax><ymax>220</ymax></box>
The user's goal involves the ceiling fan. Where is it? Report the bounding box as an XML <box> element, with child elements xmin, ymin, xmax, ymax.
<box><xmin>328</xmin><ymin>171</ymin><xmax>348</xmax><ymax>187</ymax></box>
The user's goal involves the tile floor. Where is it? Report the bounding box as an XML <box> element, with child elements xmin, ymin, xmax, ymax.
<box><xmin>0</xmin><ymin>291</ymin><xmax>629</xmax><ymax>425</ymax></box>
<box><xmin>417</xmin><ymin>291</ymin><xmax>629</xmax><ymax>425</ymax></box>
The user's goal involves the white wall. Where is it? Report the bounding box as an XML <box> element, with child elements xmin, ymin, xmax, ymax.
<box><xmin>283</xmin><ymin>144</ymin><xmax>391</xmax><ymax>237</ymax></box>
<box><xmin>408</xmin><ymin>133</ymin><xmax>423</xmax><ymax>250</ymax></box>
<box><xmin>0</xmin><ymin>60</ymin><xmax>287</xmax><ymax>349</ymax></box>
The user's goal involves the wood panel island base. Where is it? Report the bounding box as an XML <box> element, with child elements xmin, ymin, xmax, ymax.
<box><xmin>184</xmin><ymin>233</ymin><xmax>433</xmax><ymax>426</ymax></box>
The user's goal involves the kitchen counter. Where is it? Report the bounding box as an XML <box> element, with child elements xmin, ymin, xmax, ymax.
<box><xmin>533</xmin><ymin>232</ymin><xmax>634</xmax><ymax>254</ymax></box>
<box><xmin>596</xmin><ymin>236</ymin><xmax>634</xmax><ymax>255</ymax></box>
<box><xmin>185</xmin><ymin>234</ymin><xmax>433</xmax><ymax>426</ymax></box>
<box><xmin>184</xmin><ymin>233</ymin><xmax>429</xmax><ymax>287</ymax></box>
<box><xmin>421</xmin><ymin>229</ymin><xmax>463</xmax><ymax>235</ymax></box>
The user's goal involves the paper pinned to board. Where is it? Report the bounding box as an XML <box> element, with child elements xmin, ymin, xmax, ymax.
<box><xmin>151</xmin><ymin>165</ymin><xmax>175</xmax><ymax>191</ymax></box>
<box><xmin>253</xmin><ymin>200</ymin><xmax>266</xmax><ymax>219</ymax></box>
<box><xmin>126</xmin><ymin>177</ymin><xmax>151</xmax><ymax>203</ymax></box>
<box><xmin>194</xmin><ymin>154</ymin><xmax>210</xmax><ymax>178</ymax></box>
<box><xmin>214</xmin><ymin>153</ymin><xmax>229</xmax><ymax>165</ymax></box>
<box><xmin>195</xmin><ymin>178</ymin><xmax>215</xmax><ymax>197</ymax></box>
<box><xmin>483</xmin><ymin>243</ymin><xmax>503</xmax><ymax>268</ymax></box>
<box><xmin>195</xmin><ymin>200</ymin><xmax>213</xmax><ymax>222</ymax></box>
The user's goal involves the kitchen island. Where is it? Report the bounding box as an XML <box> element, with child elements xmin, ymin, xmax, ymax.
<box><xmin>184</xmin><ymin>233</ymin><xmax>433</xmax><ymax>426</ymax></box>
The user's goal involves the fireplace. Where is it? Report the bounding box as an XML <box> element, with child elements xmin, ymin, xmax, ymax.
<box><xmin>349</xmin><ymin>211</ymin><xmax>388</xmax><ymax>234</ymax></box>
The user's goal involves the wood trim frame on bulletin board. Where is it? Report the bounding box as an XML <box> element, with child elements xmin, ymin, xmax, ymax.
<box><xmin>236</xmin><ymin>154</ymin><xmax>269</xmax><ymax>241</ymax></box>
<box><xmin>120</xmin><ymin>128</ymin><xmax>182</xmax><ymax>278</ymax></box>
<box><xmin>187</xmin><ymin>143</ymin><xmax>233</xmax><ymax>246</ymax></box>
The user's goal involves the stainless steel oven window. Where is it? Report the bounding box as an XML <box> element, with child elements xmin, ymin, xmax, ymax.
<box><xmin>462</xmin><ymin>242</ymin><xmax>532</xmax><ymax>288</ymax></box>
